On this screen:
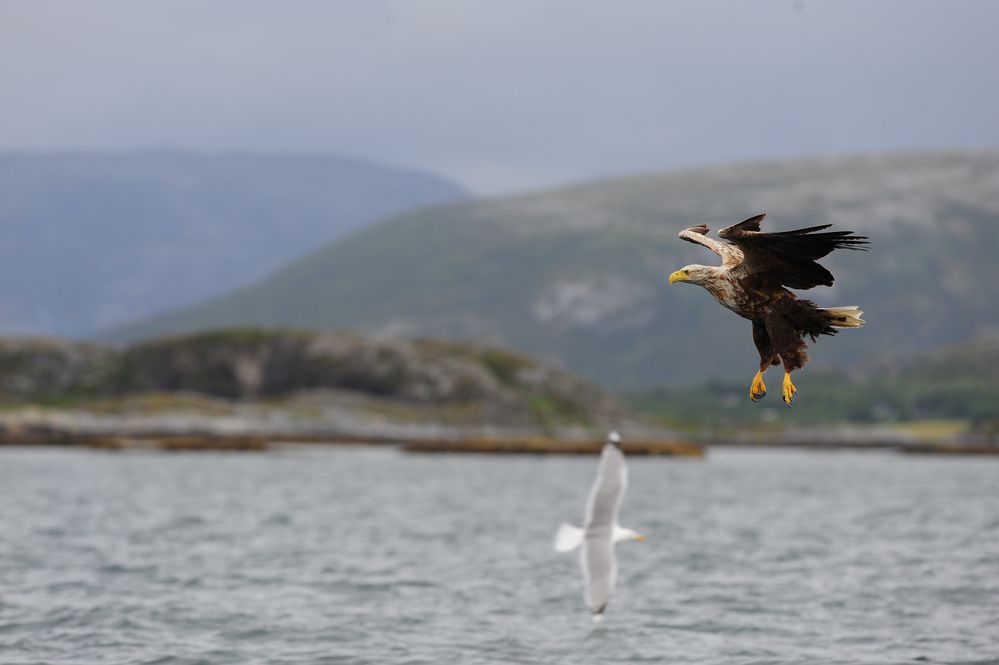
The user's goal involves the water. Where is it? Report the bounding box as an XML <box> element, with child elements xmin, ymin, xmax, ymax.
<box><xmin>0</xmin><ymin>446</ymin><xmax>997</xmax><ymax>665</ymax></box>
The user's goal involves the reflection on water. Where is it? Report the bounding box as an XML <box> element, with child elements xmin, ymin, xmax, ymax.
<box><xmin>0</xmin><ymin>446</ymin><xmax>996</xmax><ymax>664</ymax></box>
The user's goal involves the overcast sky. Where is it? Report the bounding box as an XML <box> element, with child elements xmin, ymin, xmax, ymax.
<box><xmin>2</xmin><ymin>1</ymin><xmax>997</xmax><ymax>194</ymax></box>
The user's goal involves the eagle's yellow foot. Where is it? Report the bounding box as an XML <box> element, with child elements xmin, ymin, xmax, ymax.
<box><xmin>782</xmin><ymin>372</ymin><xmax>797</xmax><ymax>407</ymax></box>
<box><xmin>749</xmin><ymin>371</ymin><xmax>767</xmax><ymax>402</ymax></box>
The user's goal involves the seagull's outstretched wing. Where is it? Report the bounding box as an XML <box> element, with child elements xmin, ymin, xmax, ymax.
<box><xmin>583</xmin><ymin>442</ymin><xmax>628</xmax><ymax>532</ymax></box>
<box><xmin>554</xmin><ymin>522</ymin><xmax>584</xmax><ymax>553</ymax></box>
<box><xmin>581</xmin><ymin>441</ymin><xmax>628</xmax><ymax>615</ymax></box>
<box><xmin>582</xmin><ymin>535</ymin><xmax>615</xmax><ymax>615</ymax></box>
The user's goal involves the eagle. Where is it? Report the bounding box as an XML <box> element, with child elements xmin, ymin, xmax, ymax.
<box><xmin>668</xmin><ymin>213</ymin><xmax>868</xmax><ymax>406</ymax></box>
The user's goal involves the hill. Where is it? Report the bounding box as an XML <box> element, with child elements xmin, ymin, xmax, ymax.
<box><xmin>0</xmin><ymin>151</ymin><xmax>465</xmax><ymax>336</ymax></box>
<box><xmin>0</xmin><ymin>329</ymin><xmax>625</xmax><ymax>432</ymax></box>
<box><xmin>106</xmin><ymin>151</ymin><xmax>999</xmax><ymax>390</ymax></box>
<box><xmin>632</xmin><ymin>333</ymin><xmax>999</xmax><ymax>427</ymax></box>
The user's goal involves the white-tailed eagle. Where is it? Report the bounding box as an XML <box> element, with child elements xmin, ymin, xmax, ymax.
<box><xmin>668</xmin><ymin>214</ymin><xmax>868</xmax><ymax>405</ymax></box>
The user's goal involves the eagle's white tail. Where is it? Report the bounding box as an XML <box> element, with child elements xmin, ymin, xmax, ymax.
<box><xmin>554</xmin><ymin>522</ymin><xmax>585</xmax><ymax>553</ymax></box>
<box><xmin>821</xmin><ymin>305</ymin><xmax>865</xmax><ymax>329</ymax></box>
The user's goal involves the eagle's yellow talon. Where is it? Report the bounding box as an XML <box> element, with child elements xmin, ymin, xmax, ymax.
<box><xmin>749</xmin><ymin>371</ymin><xmax>767</xmax><ymax>402</ymax></box>
<box><xmin>782</xmin><ymin>372</ymin><xmax>797</xmax><ymax>406</ymax></box>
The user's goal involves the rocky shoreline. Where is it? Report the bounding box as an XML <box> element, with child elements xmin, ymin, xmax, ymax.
<box><xmin>0</xmin><ymin>406</ymin><xmax>698</xmax><ymax>455</ymax></box>
<box><xmin>3</xmin><ymin>407</ymin><xmax>994</xmax><ymax>457</ymax></box>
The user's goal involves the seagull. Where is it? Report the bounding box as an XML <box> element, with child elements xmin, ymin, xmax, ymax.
<box><xmin>554</xmin><ymin>431</ymin><xmax>646</xmax><ymax>618</ymax></box>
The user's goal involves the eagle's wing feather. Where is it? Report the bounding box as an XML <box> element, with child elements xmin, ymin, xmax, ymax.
<box><xmin>678</xmin><ymin>224</ymin><xmax>743</xmax><ymax>269</ymax></box>
<box><xmin>717</xmin><ymin>213</ymin><xmax>767</xmax><ymax>237</ymax></box>
<box><xmin>720</xmin><ymin>214</ymin><xmax>868</xmax><ymax>290</ymax></box>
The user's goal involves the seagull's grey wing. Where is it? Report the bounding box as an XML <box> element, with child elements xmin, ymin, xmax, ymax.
<box><xmin>583</xmin><ymin>443</ymin><xmax>628</xmax><ymax>531</ymax></box>
<box><xmin>582</xmin><ymin>535</ymin><xmax>617</xmax><ymax>615</ymax></box>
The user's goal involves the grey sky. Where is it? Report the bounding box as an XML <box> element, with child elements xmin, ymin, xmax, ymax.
<box><xmin>2</xmin><ymin>1</ymin><xmax>997</xmax><ymax>193</ymax></box>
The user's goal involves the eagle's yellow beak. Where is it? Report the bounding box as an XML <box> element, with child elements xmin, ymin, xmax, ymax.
<box><xmin>668</xmin><ymin>270</ymin><xmax>689</xmax><ymax>285</ymax></box>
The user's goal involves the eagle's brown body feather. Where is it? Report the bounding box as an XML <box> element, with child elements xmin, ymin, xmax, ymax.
<box><xmin>700</xmin><ymin>271</ymin><xmax>838</xmax><ymax>371</ymax></box>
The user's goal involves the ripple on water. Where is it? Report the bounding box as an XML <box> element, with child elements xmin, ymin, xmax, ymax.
<box><xmin>0</xmin><ymin>447</ymin><xmax>996</xmax><ymax>664</ymax></box>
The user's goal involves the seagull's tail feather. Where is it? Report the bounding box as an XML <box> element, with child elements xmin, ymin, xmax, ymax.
<box><xmin>554</xmin><ymin>522</ymin><xmax>585</xmax><ymax>553</ymax></box>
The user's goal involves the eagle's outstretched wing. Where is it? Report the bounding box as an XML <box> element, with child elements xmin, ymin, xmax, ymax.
<box><xmin>719</xmin><ymin>213</ymin><xmax>868</xmax><ymax>290</ymax></box>
<box><xmin>678</xmin><ymin>224</ymin><xmax>743</xmax><ymax>269</ymax></box>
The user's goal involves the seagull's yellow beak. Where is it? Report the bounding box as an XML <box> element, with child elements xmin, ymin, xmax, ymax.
<box><xmin>668</xmin><ymin>270</ymin><xmax>689</xmax><ymax>285</ymax></box>
<box><xmin>634</xmin><ymin>533</ymin><xmax>648</xmax><ymax>542</ymax></box>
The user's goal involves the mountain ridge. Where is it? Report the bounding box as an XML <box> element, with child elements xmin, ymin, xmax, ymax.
<box><xmin>0</xmin><ymin>150</ymin><xmax>466</xmax><ymax>336</ymax></box>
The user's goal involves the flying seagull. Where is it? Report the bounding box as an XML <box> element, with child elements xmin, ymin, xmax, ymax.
<box><xmin>554</xmin><ymin>431</ymin><xmax>645</xmax><ymax>618</ymax></box>
<box><xmin>668</xmin><ymin>213</ymin><xmax>868</xmax><ymax>406</ymax></box>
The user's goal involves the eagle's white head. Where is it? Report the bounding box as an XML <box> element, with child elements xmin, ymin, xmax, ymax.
<box><xmin>668</xmin><ymin>264</ymin><xmax>721</xmax><ymax>287</ymax></box>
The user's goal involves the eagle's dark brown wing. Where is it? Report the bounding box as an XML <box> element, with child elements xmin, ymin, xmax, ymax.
<box><xmin>719</xmin><ymin>214</ymin><xmax>868</xmax><ymax>290</ymax></box>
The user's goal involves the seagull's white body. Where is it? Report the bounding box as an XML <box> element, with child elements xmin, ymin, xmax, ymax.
<box><xmin>554</xmin><ymin>431</ymin><xmax>643</xmax><ymax>617</ymax></box>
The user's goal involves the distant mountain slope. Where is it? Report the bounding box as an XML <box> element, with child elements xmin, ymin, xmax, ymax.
<box><xmin>633</xmin><ymin>333</ymin><xmax>999</xmax><ymax>425</ymax></box>
<box><xmin>107</xmin><ymin>151</ymin><xmax>999</xmax><ymax>390</ymax></box>
<box><xmin>0</xmin><ymin>151</ymin><xmax>465</xmax><ymax>336</ymax></box>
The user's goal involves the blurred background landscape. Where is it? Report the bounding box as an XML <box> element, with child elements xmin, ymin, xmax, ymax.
<box><xmin>1</xmin><ymin>1</ymin><xmax>998</xmax><ymax>448</ymax></box>
<box><xmin>3</xmin><ymin>4</ymin><xmax>999</xmax><ymax>663</ymax></box>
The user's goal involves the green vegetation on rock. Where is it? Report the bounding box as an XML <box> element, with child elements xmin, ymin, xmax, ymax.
<box><xmin>0</xmin><ymin>329</ymin><xmax>626</xmax><ymax>430</ymax></box>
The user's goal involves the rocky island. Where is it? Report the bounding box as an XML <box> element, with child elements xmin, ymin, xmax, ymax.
<box><xmin>0</xmin><ymin>329</ymin><xmax>696</xmax><ymax>454</ymax></box>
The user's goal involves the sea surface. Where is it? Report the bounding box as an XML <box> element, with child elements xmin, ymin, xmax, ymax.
<box><xmin>0</xmin><ymin>445</ymin><xmax>997</xmax><ymax>665</ymax></box>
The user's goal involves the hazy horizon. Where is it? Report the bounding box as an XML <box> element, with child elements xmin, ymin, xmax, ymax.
<box><xmin>3</xmin><ymin>1</ymin><xmax>998</xmax><ymax>194</ymax></box>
